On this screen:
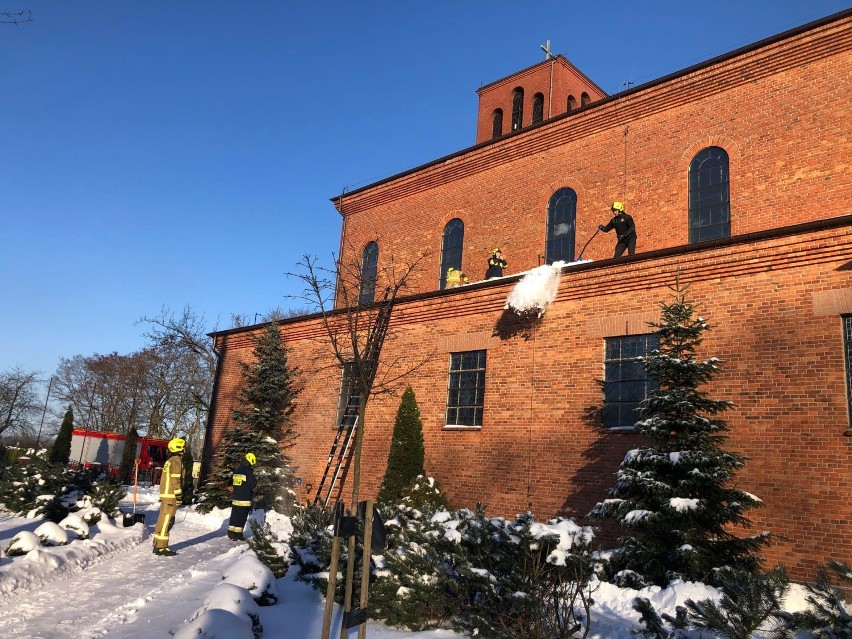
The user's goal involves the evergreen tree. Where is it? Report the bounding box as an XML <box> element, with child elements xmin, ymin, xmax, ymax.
<box><xmin>48</xmin><ymin>407</ymin><xmax>74</xmax><ymax>466</ymax></box>
<box><xmin>117</xmin><ymin>426</ymin><xmax>139</xmax><ymax>484</ymax></box>
<box><xmin>377</xmin><ymin>386</ymin><xmax>425</xmax><ymax>505</ymax></box>
<box><xmin>196</xmin><ymin>322</ymin><xmax>299</xmax><ymax>513</ymax></box>
<box><xmin>248</xmin><ymin>518</ymin><xmax>290</xmax><ymax>578</ymax></box>
<box><xmin>590</xmin><ymin>280</ymin><xmax>771</xmax><ymax>588</ymax></box>
<box><xmin>181</xmin><ymin>446</ymin><xmax>195</xmax><ymax>505</ymax></box>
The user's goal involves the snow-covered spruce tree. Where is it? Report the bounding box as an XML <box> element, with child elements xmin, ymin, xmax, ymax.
<box><xmin>248</xmin><ymin>518</ymin><xmax>291</xmax><ymax>578</ymax></box>
<box><xmin>377</xmin><ymin>385</ymin><xmax>425</xmax><ymax>506</ymax></box>
<box><xmin>48</xmin><ymin>407</ymin><xmax>74</xmax><ymax>466</ymax></box>
<box><xmin>590</xmin><ymin>280</ymin><xmax>771</xmax><ymax>588</ymax></box>
<box><xmin>453</xmin><ymin>510</ymin><xmax>597</xmax><ymax>639</ymax></box>
<box><xmin>367</xmin><ymin>479</ymin><xmax>457</xmax><ymax>630</ymax></box>
<box><xmin>180</xmin><ymin>446</ymin><xmax>194</xmax><ymax>505</ymax></box>
<box><xmin>774</xmin><ymin>560</ymin><xmax>852</xmax><ymax>637</ymax></box>
<box><xmin>196</xmin><ymin>322</ymin><xmax>299</xmax><ymax>513</ymax></box>
<box><xmin>117</xmin><ymin>426</ymin><xmax>139</xmax><ymax>484</ymax></box>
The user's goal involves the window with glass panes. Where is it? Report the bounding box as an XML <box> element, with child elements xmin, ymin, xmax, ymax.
<box><xmin>359</xmin><ymin>241</ymin><xmax>378</xmax><ymax>305</ymax></box>
<box><xmin>446</xmin><ymin>350</ymin><xmax>486</xmax><ymax>427</ymax></box>
<box><xmin>688</xmin><ymin>146</ymin><xmax>730</xmax><ymax>243</ymax></box>
<box><xmin>603</xmin><ymin>334</ymin><xmax>659</xmax><ymax>428</ymax></box>
<box><xmin>844</xmin><ymin>316</ymin><xmax>852</xmax><ymax>426</ymax></box>
<box><xmin>545</xmin><ymin>188</ymin><xmax>576</xmax><ymax>263</ymax></box>
<box><xmin>439</xmin><ymin>218</ymin><xmax>464</xmax><ymax>289</ymax></box>
<box><xmin>511</xmin><ymin>88</ymin><xmax>524</xmax><ymax>131</ymax></box>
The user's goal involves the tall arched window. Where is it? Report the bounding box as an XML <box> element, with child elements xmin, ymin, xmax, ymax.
<box><xmin>491</xmin><ymin>109</ymin><xmax>503</xmax><ymax>139</ymax></box>
<box><xmin>545</xmin><ymin>188</ymin><xmax>577</xmax><ymax>264</ymax></box>
<box><xmin>359</xmin><ymin>241</ymin><xmax>378</xmax><ymax>305</ymax></box>
<box><xmin>511</xmin><ymin>87</ymin><xmax>524</xmax><ymax>131</ymax></box>
<box><xmin>532</xmin><ymin>93</ymin><xmax>544</xmax><ymax>124</ymax></box>
<box><xmin>688</xmin><ymin>146</ymin><xmax>730</xmax><ymax>243</ymax></box>
<box><xmin>567</xmin><ymin>95</ymin><xmax>577</xmax><ymax>113</ymax></box>
<box><xmin>581</xmin><ymin>92</ymin><xmax>591</xmax><ymax>106</ymax></box>
<box><xmin>439</xmin><ymin>218</ymin><xmax>464</xmax><ymax>289</ymax></box>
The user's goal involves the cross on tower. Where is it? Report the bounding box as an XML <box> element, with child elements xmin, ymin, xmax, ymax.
<box><xmin>540</xmin><ymin>40</ymin><xmax>555</xmax><ymax>60</ymax></box>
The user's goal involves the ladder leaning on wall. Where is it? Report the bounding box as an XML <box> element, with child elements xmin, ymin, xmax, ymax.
<box><xmin>312</xmin><ymin>288</ymin><xmax>394</xmax><ymax>509</ymax></box>
<box><xmin>312</xmin><ymin>389</ymin><xmax>360</xmax><ymax>508</ymax></box>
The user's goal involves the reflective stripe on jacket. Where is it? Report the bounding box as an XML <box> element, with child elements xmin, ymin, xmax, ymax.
<box><xmin>231</xmin><ymin>463</ymin><xmax>256</xmax><ymax>505</ymax></box>
<box><xmin>159</xmin><ymin>455</ymin><xmax>183</xmax><ymax>500</ymax></box>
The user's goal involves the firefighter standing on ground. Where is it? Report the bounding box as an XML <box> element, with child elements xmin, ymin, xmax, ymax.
<box><xmin>485</xmin><ymin>247</ymin><xmax>508</xmax><ymax>279</ymax></box>
<box><xmin>152</xmin><ymin>437</ymin><xmax>185</xmax><ymax>556</ymax></box>
<box><xmin>599</xmin><ymin>201</ymin><xmax>637</xmax><ymax>257</ymax></box>
<box><xmin>227</xmin><ymin>452</ymin><xmax>258</xmax><ymax>541</ymax></box>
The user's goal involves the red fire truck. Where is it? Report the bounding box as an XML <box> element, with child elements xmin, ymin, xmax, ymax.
<box><xmin>69</xmin><ymin>429</ymin><xmax>171</xmax><ymax>482</ymax></box>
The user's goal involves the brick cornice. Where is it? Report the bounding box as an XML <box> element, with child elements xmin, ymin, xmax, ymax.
<box><xmin>213</xmin><ymin>216</ymin><xmax>850</xmax><ymax>348</ymax></box>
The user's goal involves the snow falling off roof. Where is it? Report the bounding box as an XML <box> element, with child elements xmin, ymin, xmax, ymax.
<box><xmin>504</xmin><ymin>261</ymin><xmax>571</xmax><ymax>317</ymax></box>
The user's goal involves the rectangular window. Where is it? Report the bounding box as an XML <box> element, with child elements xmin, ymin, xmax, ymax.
<box><xmin>844</xmin><ymin>316</ymin><xmax>852</xmax><ymax>427</ymax></box>
<box><xmin>446</xmin><ymin>350</ymin><xmax>486</xmax><ymax>427</ymax></box>
<box><xmin>603</xmin><ymin>334</ymin><xmax>659</xmax><ymax>428</ymax></box>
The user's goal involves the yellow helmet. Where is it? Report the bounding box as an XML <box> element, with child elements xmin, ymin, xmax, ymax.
<box><xmin>168</xmin><ymin>437</ymin><xmax>185</xmax><ymax>453</ymax></box>
<box><xmin>492</xmin><ymin>247</ymin><xmax>502</xmax><ymax>254</ymax></box>
<box><xmin>245</xmin><ymin>452</ymin><xmax>257</xmax><ymax>466</ymax></box>
<box><xmin>611</xmin><ymin>201</ymin><xmax>625</xmax><ymax>212</ymax></box>
<box><xmin>447</xmin><ymin>267</ymin><xmax>455</xmax><ymax>273</ymax></box>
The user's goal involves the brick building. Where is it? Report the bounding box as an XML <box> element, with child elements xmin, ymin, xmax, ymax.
<box><xmin>203</xmin><ymin>11</ymin><xmax>852</xmax><ymax>579</ymax></box>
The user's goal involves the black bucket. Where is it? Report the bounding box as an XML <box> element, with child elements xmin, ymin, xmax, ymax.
<box><xmin>122</xmin><ymin>512</ymin><xmax>146</xmax><ymax>527</ymax></box>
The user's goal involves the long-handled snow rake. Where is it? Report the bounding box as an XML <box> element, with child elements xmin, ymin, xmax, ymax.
<box><xmin>122</xmin><ymin>459</ymin><xmax>146</xmax><ymax>527</ymax></box>
<box><xmin>577</xmin><ymin>227</ymin><xmax>602</xmax><ymax>261</ymax></box>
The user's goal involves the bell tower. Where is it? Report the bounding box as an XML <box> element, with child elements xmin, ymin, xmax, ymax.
<box><xmin>475</xmin><ymin>47</ymin><xmax>607</xmax><ymax>144</ymax></box>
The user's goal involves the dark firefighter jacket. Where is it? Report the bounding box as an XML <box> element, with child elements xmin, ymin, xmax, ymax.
<box><xmin>485</xmin><ymin>256</ymin><xmax>508</xmax><ymax>278</ymax></box>
<box><xmin>232</xmin><ymin>463</ymin><xmax>257</xmax><ymax>507</ymax></box>
<box><xmin>602</xmin><ymin>212</ymin><xmax>637</xmax><ymax>243</ymax></box>
<box><xmin>159</xmin><ymin>454</ymin><xmax>183</xmax><ymax>501</ymax></box>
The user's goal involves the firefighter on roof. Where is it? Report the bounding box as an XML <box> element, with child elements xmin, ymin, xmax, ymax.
<box><xmin>485</xmin><ymin>247</ymin><xmax>508</xmax><ymax>279</ymax></box>
<box><xmin>599</xmin><ymin>201</ymin><xmax>637</xmax><ymax>257</ymax></box>
<box><xmin>446</xmin><ymin>266</ymin><xmax>469</xmax><ymax>288</ymax></box>
<box><xmin>152</xmin><ymin>437</ymin><xmax>185</xmax><ymax>556</ymax></box>
<box><xmin>227</xmin><ymin>452</ymin><xmax>258</xmax><ymax>541</ymax></box>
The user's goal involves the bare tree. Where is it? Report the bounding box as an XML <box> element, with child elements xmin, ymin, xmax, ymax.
<box><xmin>285</xmin><ymin>248</ymin><xmax>431</xmax><ymax>508</ymax></box>
<box><xmin>53</xmin><ymin>351</ymin><xmax>152</xmax><ymax>433</ymax></box>
<box><xmin>0</xmin><ymin>365</ymin><xmax>42</xmax><ymax>438</ymax></box>
<box><xmin>1</xmin><ymin>10</ymin><xmax>32</xmax><ymax>25</ymax></box>
<box><xmin>139</xmin><ymin>306</ymin><xmax>216</xmax><ymax>413</ymax></box>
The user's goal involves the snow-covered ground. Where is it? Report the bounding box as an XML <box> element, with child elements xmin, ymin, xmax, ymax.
<box><xmin>0</xmin><ymin>486</ymin><xmax>814</xmax><ymax>639</ymax></box>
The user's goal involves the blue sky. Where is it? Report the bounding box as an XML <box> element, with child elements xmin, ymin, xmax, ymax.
<box><xmin>1</xmin><ymin>0</ymin><xmax>848</xmax><ymax>382</ymax></box>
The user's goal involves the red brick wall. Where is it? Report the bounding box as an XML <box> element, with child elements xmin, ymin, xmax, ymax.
<box><xmin>208</xmin><ymin>222</ymin><xmax>852</xmax><ymax>580</ymax></box>
<box><xmin>334</xmin><ymin>17</ymin><xmax>850</xmax><ymax>299</ymax></box>
<box><xmin>475</xmin><ymin>56</ymin><xmax>607</xmax><ymax>143</ymax></box>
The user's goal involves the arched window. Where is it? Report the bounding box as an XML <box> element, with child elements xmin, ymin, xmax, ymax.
<box><xmin>491</xmin><ymin>109</ymin><xmax>503</xmax><ymax>139</ymax></box>
<box><xmin>567</xmin><ymin>95</ymin><xmax>577</xmax><ymax>113</ymax></box>
<box><xmin>532</xmin><ymin>93</ymin><xmax>544</xmax><ymax>124</ymax></box>
<box><xmin>545</xmin><ymin>188</ymin><xmax>577</xmax><ymax>264</ymax></box>
<box><xmin>688</xmin><ymin>146</ymin><xmax>730</xmax><ymax>243</ymax></box>
<box><xmin>511</xmin><ymin>87</ymin><xmax>524</xmax><ymax>131</ymax></box>
<box><xmin>439</xmin><ymin>218</ymin><xmax>464</xmax><ymax>289</ymax></box>
<box><xmin>359</xmin><ymin>241</ymin><xmax>378</xmax><ymax>305</ymax></box>
<box><xmin>581</xmin><ymin>92</ymin><xmax>591</xmax><ymax>106</ymax></box>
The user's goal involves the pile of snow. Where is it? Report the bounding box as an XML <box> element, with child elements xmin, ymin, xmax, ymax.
<box><xmin>504</xmin><ymin>260</ymin><xmax>589</xmax><ymax>317</ymax></box>
<box><xmin>0</xmin><ymin>513</ymin><xmax>144</xmax><ymax>595</ymax></box>
<box><xmin>177</xmin><ymin>583</ymin><xmax>262</xmax><ymax>639</ymax></box>
<box><xmin>223</xmin><ymin>553</ymin><xmax>279</xmax><ymax>606</ymax></box>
